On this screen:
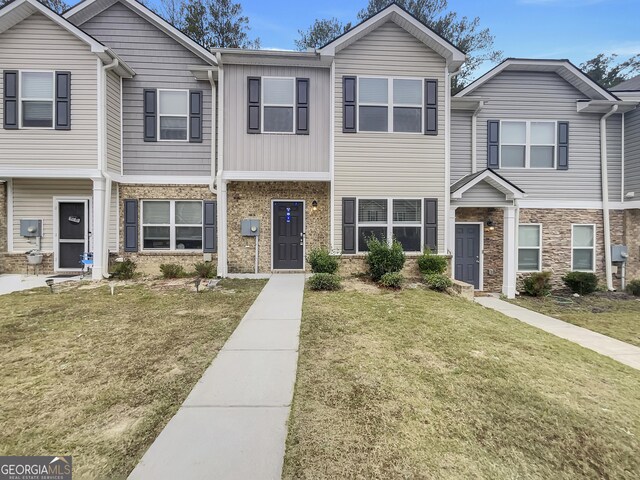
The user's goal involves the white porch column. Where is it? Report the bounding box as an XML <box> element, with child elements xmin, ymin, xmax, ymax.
<box><xmin>502</xmin><ymin>205</ymin><xmax>517</xmax><ymax>298</ymax></box>
<box><xmin>216</xmin><ymin>178</ymin><xmax>228</xmax><ymax>278</ymax></box>
<box><xmin>447</xmin><ymin>206</ymin><xmax>457</xmax><ymax>257</ymax></box>
<box><xmin>91</xmin><ymin>177</ymin><xmax>106</xmax><ymax>280</ymax></box>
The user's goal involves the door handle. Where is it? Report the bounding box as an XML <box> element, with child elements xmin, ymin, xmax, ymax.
<box><xmin>476</xmin><ymin>256</ymin><xmax>480</xmax><ymax>264</ymax></box>
<box><xmin>299</xmin><ymin>232</ymin><xmax>305</xmax><ymax>246</ymax></box>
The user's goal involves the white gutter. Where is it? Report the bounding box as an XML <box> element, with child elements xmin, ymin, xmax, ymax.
<box><xmin>600</xmin><ymin>104</ymin><xmax>618</xmax><ymax>291</ymax></box>
<box><xmin>208</xmin><ymin>70</ymin><xmax>217</xmax><ymax>194</ymax></box>
<box><xmin>215</xmin><ymin>52</ymin><xmax>227</xmax><ymax>277</ymax></box>
<box><xmin>621</xmin><ymin>113</ymin><xmax>625</xmax><ymax>202</ymax></box>
<box><xmin>329</xmin><ymin>57</ymin><xmax>336</xmax><ymax>251</ymax></box>
<box><xmin>471</xmin><ymin>100</ymin><xmax>484</xmax><ymax>173</ymax></box>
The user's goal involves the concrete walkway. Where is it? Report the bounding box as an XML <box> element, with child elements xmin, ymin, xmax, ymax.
<box><xmin>0</xmin><ymin>274</ymin><xmax>80</xmax><ymax>295</ymax></box>
<box><xmin>476</xmin><ymin>296</ymin><xmax>640</xmax><ymax>370</ymax></box>
<box><xmin>129</xmin><ymin>274</ymin><xmax>306</xmax><ymax>480</ymax></box>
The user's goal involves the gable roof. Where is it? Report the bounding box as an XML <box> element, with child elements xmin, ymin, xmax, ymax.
<box><xmin>64</xmin><ymin>0</ymin><xmax>217</xmax><ymax>66</ymax></box>
<box><xmin>318</xmin><ymin>3</ymin><xmax>465</xmax><ymax>71</ymax></box>
<box><xmin>0</xmin><ymin>0</ymin><xmax>134</xmax><ymax>77</ymax></box>
<box><xmin>451</xmin><ymin>169</ymin><xmax>525</xmax><ymax>200</ymax></box>
<box><xmin>611</xmin><ymin>74</ymin><xmax>640</xmax><ymax>92</ymax></box>
<box><xmin>456</xmin><ymin>58</ymin><xmax>619</xmax><ymax>101</ymax></box>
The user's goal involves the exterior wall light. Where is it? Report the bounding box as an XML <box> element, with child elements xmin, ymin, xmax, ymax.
<box><xmin>486</xmin><ymin>220</ymin><xmax>495</xmax><ymax>231</ymax></box>
<box><xmin>311</xmin><ymin>200</ymin><xmax>318</xmax><ymax>211</ymax></box>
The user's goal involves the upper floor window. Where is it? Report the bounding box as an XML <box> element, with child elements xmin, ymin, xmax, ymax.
<box><xmin>500</xmin><ymin>120</ymin><xmax>556</xmax><ymax>168</ymax></box>
<box><xmin>358</xmin><ymin>77</ymin><xmax>423</xmax><ymax>133</ymax></box>
<box><xmin>21</xmin><ymin>71</ymin><xmax>54</xmax><ymax>128</ymax></box>
<box><xmin>262</xmin><ymin>77</ymin><xmax>295</xmax><ymax>133</ymax></box>
<box><xmin>158</xmin><ymin>89</ymin><xmax>189</xmax><ymax>141</ymax></box>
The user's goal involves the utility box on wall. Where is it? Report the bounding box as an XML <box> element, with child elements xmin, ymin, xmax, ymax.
<box><xmin>611</xmin><ymin>245</ymin><xmax>628</xmax><ymax>263</ymax></box>
<box><xmin>20</xmin><ymin>219</ymin><xmax>42</xmax><ymax>238</ymax></box>
<box><xmin>241</xmin><ymin>219</ymin><xmax>260</xmax><ymax>237</ymax></box>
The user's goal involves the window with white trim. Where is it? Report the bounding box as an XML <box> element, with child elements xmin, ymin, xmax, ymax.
<box><xmin>518</xmin><ymin>224</ymin><xmax>541</xmax><ymax>271</ymax></box>
<box><xmin>20</xmin><ymin>71</ymin><xmax>54</xmax><ymax>128</ymax></box>
<box><xmin>358</xmin><ymin>77</ymin><xmax>423</xmax><ymax>133</ymax></box>
<box><xmin>262</xmin><ymin>77</ymin><xmax>295</xmax><ymax>133</ymax></box>
<box><xmin>572</xmin><ymin>224</ymin><xmax>595</xmax><ymax>272</ymax></box>
<box><xmin>158</xmin><ymin>89</ymin><xmax>189</xmax><ymax>140</ymax></box>
<box><xmin>142</xmin><ymin>200</ymin><xmax>203</xmax><ymax>250</ymax></box>
<box><xmin>500</xmin><ymin>120</ymin><xmax>556</xmax><ymax>168</ymax></box>
<box><xmin>357</xmin><ymin>198</ymin><xmax>422</xmax><ymax>252</ymax></box>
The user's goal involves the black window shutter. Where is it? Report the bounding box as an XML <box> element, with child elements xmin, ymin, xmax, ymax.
<box><xmin>424</xmin><ymin>198</ymin><xmax>438</xmax><ymax>252</ymax></box>
<box><xmin>487</xmin><ymin>120</ymin><xmax>500</xmax><ymax>169</ymax></box>
<box><xmin>143</xmin><ymin>89</ymin><xmax>157</xmax><ymax>142</ymax></box>
<box><xmin>189</xmin><ymin>90</ymin><xmax>203</xmax><ymax>143</ymax></box>
<box><xmin>3</xmin><ymin>70</ymin><xmax>18</xmax><ymax>129</ymax></box>
<box><xmin>557</xmin><ymin>121</ymin><xmax>569</xmax><ymax>170</ymax></box>
<box><xmin>55</xmin><ymin>71</ymin><xmax>71</xmax><ymax>130</ymax></box>
<box><xmin>343</xmin><ymin>76</ymin><xmax>357</xmax><ymax>133</ymax></box>
<box><xmin>425</xmin><ymin>79</ymin><xmax>438</xmax><ymax>135</ymax></box>
<box><xmin>124</xmin><ymin>199</ymin><xmax>138</xmax><ymax>252</ymax></box>
<box><xmin>342</xmin><ymin>197</ymin><xmax>356</xmax><ymax>254</ymax></box>
<box><xmin>247</xmin><ymin>77</ymin><xmax>261</xmax><ymax>134</ymax></box>
<box><xmin>203</xmin><ymin>200</ymin><xmax>217</xmax><ymax>253</ymax></box>
<box><xmin>296</xmin><ymin>78</ymin><xmax>309</xmax><ymax>135</ymax></box>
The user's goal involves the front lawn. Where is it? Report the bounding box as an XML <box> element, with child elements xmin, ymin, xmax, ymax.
<box><xmin>0</xmin><ymin>278</ymin><xmax>265</xmax><ymax>479</ymax></box>
<box><xmin>512</xmin><ymin>293</ymin><xmax>640</xmax><ymax>347</ymax></box>
<box><xmin>284</xmin><ymin>286</ymin><xmax>640</xmax><ymax>479</ymax></box>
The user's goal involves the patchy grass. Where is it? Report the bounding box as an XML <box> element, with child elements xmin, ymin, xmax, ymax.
<box><xmin>0</xmin><ymin>279</ymin><xmax>265</xmax><ymax>479</ymax></box>
<box><xmin>284</xmin><ymin>287</ymin><xmax>640</xmax><ymax>479</ymax></box>
<box><xmin>513</xmin><ymin>293</ymin><xmax>640</xmax><ymax>347</ymax></box>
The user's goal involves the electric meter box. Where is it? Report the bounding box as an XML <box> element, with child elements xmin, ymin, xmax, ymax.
<box><xmin>241</xmin><ymin>219</ymin><xmax>260</xmax><ymax>237</ymax></box>
<box><xmin>20</xmin><ymin>219</ymin><xmax>42</xmax><ymax>237</ymax></box>
<box><xmin>611</xmin><ymin>245</ymin><xmax>628</xmax><ymax>263</ymax></box>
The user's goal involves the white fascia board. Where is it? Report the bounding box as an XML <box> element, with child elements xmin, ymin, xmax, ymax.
<box><xmin>222</xmin><ymin>171</ymin><xmax>331</xmax><ymax>182</ymax></box>
<box><xmin>451</xmin><ymin>171</ymin><xmax>524</xmax><ymax>200</ymax></box>
<box><xmin>0</xmin><ymin>168</ymin><xmax>102</xmax><ymax>179</ymax></box>
<box><xmin>111</xmin><ymin>174</ymin><xmax>211</xmax><ymax>185</ymax></box>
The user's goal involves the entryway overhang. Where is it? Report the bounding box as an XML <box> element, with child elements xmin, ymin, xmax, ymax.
<box><xmin>450</xmin><ymin>168</ymin><xmax>526</xmax><ymax>204</ymax></box>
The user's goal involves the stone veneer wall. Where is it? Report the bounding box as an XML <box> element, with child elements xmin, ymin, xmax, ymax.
<box><xmin>226</xmin><ymin>181</ymin><xmax>329</xmax><ymax>273</ymax></box>
<box><xmin>1</xmin><ymin>252</ymin><xmax>54</xmax><ymax>275</ymax></box>
<box><xmin>0</xmin><ymin>182</ymin><xmax>6</xmax><ymax>272</ymax></box>
<box><xmin>118</xmin><ymin>184</ymin><xmax>217</xmax><ymax>276</ymax></box>
<box><xmin>624</xmin><ymin>209</ymin><xmax>640</xmax><ymax>281</ymax></box>
<box><xmin>338</xmin><ymin>255</ymin><xmax>451</xmax><ymax>280</ymax></box>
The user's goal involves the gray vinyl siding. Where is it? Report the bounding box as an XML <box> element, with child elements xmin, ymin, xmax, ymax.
<box><xmin>0</xmin><ymin>13</ymin><xmax>98</xmax><ymax>170</ymax></box>
<box><xmin>607</xmin><ymin>114</ymin><xmax>622</xmax><ymax>202</ymax></box>
<box><xmin>625</xmin><ymin>106</ymin><xmax>640</xmax><ymax>198</ymax></box>
<box><xmin>470</xmin><ymin>70</ymin><xmax>606</xmax><ymax>201</ymax></box>
<box><xmin>223</xmin><ymin>64</ymin><xmax>330</xmax><ymax>173</ymax></box>
<box><xmin>106</xmin><ymin>70</ymin><xmax>121</xmax><ymax>174</ymax></box>
<box><xmin>79</xmin><ymin>2</ymin><xmax>212</xmax><ymax>176</ymax></box>
<box><xmin>452</xmin><ymin>181</ymin><xmax>512</xmax><ymax>207</ymax></box>
<box><xmin>451</xmin><ymin>110</ymin><xmax>472</xmax><ymax>182</ymax></box>
<box><xmin>333</xmin><ymin>21</ymin><xmax>447</xmax><ymax>252</ymax></box>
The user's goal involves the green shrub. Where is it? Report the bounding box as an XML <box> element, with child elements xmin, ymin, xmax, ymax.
<box><xmin>307</xmin><ymin>247</ymin><xmax>339</xmax><ymax>274</ymax></box>
<box><xmin>365</xmin><ymin>236</ymin><xmax>405</xmax><ymax>281</ymax></box>
<box><xmin>417</xmin><ymin>249</ymin><xmax>448</xmax><ymax>275</ymax></box>
<box><xmin>307</xmin><ymin>273</ymin><xmax>341</xmax><ymax>291</ymax></box>
<box><xmin>562</xmin><ymin>271</ymin><xmax>599</xmax><ymax>295</ymax></box>
<box><xmin>522</xmin><ymin>271</ymin><xmax>552</xmax><ymax>297</ymax></box>
<box><xmin>379</xmin><ymin>272</ymin><xmax>404</xmax><ymax>289</ymax></box>
<box><xmin>111</xmin><ymin>259</ymin><xmax>136</xmax><ymax>279</ymax></box>
<box><xmin>626</xmin><ymin>279</ymin><xmax>640</xmax><ymax>297</ymax></box>
<box><xmin>194</xmin><ymin>261</ymin><xmax>216</xmax><ymax>279</ymax></box>
<box><xmin>424</xmin><ymin>273</ymin><xmax>453</xmax><ymax>292</ymax></box>
<box><xmin>160</xmin><ymin>263</ymin><xmax>186</xmax><ymax>279</ymax></box>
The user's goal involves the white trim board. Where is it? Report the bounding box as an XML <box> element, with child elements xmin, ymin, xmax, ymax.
<box><xmin>222</xmin><ymin>171</ymin><xmax>331</xmax><ymax>182</ymax></box>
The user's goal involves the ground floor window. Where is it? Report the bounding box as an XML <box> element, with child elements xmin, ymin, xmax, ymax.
<box><xmin>572</xmin><ymin>224</ymin><xmax>595</xmax><ymax>271</ymax></box>
<box><xmin>142</xmin><ymin>200</ymin><xmax>203</xmax><ymax>250</ymax></box>
<box><xmin>357</xmin><ymin>198</ymin><xmax>422</xmax><ymax>252</ymax></box>
<box><xmin>518</xmin><ymin>224</ymin><xmax>541</xmax><ymax>271</ymax></box>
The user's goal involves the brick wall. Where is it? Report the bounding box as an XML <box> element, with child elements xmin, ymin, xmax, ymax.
<box><xmin>0</xmin><ymin>182</ymin><xmax>6</xmax><ymax>272</ymax></box>
<box><xmin>624</xmin><ymin>209</ymin><xmax>640</xmax><ymax>281</ymax></box>
<box><xmin>1</xmin><ymin>252</ymin><xmax>54</xmax><ymax>275</ymax></box>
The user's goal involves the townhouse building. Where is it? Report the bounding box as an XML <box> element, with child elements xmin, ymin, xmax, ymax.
<box><xmin>0</xmin><ymin>0</ymin><xmax>638</xmax><ymax>299</ymax></box>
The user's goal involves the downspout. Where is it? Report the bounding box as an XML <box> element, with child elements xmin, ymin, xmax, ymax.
<box><xmin>601</xmin><ymin>104</ymin><xmax>618</xmax><ymax>291</ymax></box>
<box><xmin>215</xmin><ymin>52</ymin><xmax>227</xmax><ymax>277</ymax></box>
<box><xmin>445</xmin><ymin>63</ymin><xmax>462</xmax><ymax>256</ymax></box>
<box><xmin>208</xmin><ymin>70</ymin><xmax>217</xmax><ymax>194</ymax></box>
<box><xmin>471</xmin><ymin>100</ymin><xmax>484</xmax><ymax>173</ymax></box>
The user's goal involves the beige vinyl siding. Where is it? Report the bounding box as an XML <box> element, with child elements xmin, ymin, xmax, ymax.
<box><xmin>452</xmin><ymin>181</ymin><xmax>512</xmax><ymax>207</ymax></box>
<box><xmin>223</xmin><ymin>64</ymin><xmax>330</xmax><ymax>173</ymax></box>
<box><xmin>451</xmin><ymin>110</ymin><xmax>472</xmax><ymax>182</ymax></box>
<box><xmin>625</xmin><ymin>106</ymin><xmax>640</xmax><ymax>198</ymax></box>
<box><xmin>0</xmin><ymin>13</ymin><xmax>98</xmax><ymax>170</ymax></box>
<box><xmin>106</xmin><ymin>70</ymin><xmax>121</xmax><ymax>174</ymax></box>
<box><xmin>607</xmin><ymin>114</ymin><xmax>622</xmax><ymax>202</ymax></box>
<box><xmin>333</xmin><ymin>21</ymin><xmax>447</xmax><ymax>252</ymax></box>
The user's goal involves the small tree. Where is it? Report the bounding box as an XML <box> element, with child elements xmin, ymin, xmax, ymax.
<box><xmin>580</xmin><ymin>54</ymin><xmax>640</xmax><ymax>89</ymax></box>
<box><xmin>295</xmin><ymin>18</ymin><xmax>351</xmax><ymax>51</ymax></box>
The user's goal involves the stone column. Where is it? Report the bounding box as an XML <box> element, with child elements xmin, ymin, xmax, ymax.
<box><xmin>502</xmin><ymin>206</ymin><xmax>517</xmax><ymax>298</ymax></box>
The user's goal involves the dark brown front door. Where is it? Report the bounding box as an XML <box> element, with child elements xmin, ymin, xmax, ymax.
<box><xmin>273</xmin><ymin>201</ymin><xmax>304</xmax><ymax>269</ymax></box>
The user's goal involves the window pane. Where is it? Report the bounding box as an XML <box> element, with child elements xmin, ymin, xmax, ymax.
<box><xmin>159</xmin><ymin>91</ymin><xmax>188</xmax><ymax>115</ymax></box>
<box><xmin>359</xmin><ymin>106</ymin><xmax>388</xmax><ymax>131</ymax></box>
<box><xmin>143</xmin><ymin>201</ymin><xmax>170</xmax><ymax>224</ymax></box>
<box><xmin>22</xmin><ymin>72</ymin><xmax>53</xmax><ymax>99</ymax></box>
<box><xmin>263</xmin><ymin>106</ymin><xmax>293</xmax><ymax>132</ymax></box>
<box><xmin>518</xmin><ymin>249</ymin><xmax>540</xmax><ymax>271</ymax></box>
<box><xmin>573</xmin><ymin>249</ymin><xmax>593</xmax><ymax>271</ymax></box>
<box><xmin>393</xmin><ymin>226</ymin><xmax>421</xmax><ymax>252</ymax></box>
<box><xmin>502</xmin><ymin>121</ymin><xmax>526</xmax><ymax>144</ymax></box>
<box><xmin>518</xmin><ymin>225</ymin><xmax>540</xmax><ymax>247</ymax></box>
<box><xmin>176</xmin><ymin>201</ymin><xmax>202</xmax><ymax>224</ymax></box>
<box><xmin>501</xmin><ymin>145</ymin><xmax>525</xmax><ymax>167</ymax></box>
<box><xmin>143</xmin><ymin>226</ymin><xmax>170</xmax><ymax>249</ymax></box>
<box><xmin>393</xmin><ymin>79</ymin><xmax>421</xmax><ymax>105</ymax></box>
<box><xmin>573</xmin><ymin>225</ymin><xmax>594</xmax><ymax>247</ymax></box>
<box><xmin>359</xmin><ymin>78</ymin><xmax>388</xmax><ymax>103</ymax></box>
<box><xmin>358</xmin><ymin>199</ymin><xmax>387</xmax><ymax>223</ymax></box>
<box><xmin>531</xmin><ymin>122</ymin><xmax>555</xmax><ymax>144</ymax></box>
<box><xmin>160</xmin><ymin>116</ymin><xmax>188</xmax><ymax>140</ymax></box>
<box><xmin>393</xmin><ymin>107</ymin><xmax>421</xmax><ymax>133</ymax></box>
<box><xmin>176</xmin><ymin>227</ymin><xmax>202</xmax><ymax>250</ymax></box>
<box><xmin>393</xmin><ymin>199</ymin><xmax>421</xmax><ymax>223</ymax></box>
<box><xmin>263</xmin><ymin>78</ymin><xmax>294</xmax><ymax>105</ymax></box>
<box><xmin>358</xmin><ymin>227</ymin><xmax>386</xmax><ymax>252</ymax></box>
<box><xmin>22</xmin><ymin>101</ymin><xmax>53</xmax><ymax>127</ymax></box>
<box><xmin>531</xmin><ymin>146</ymin><xmax>554</xmax><ymax>168</ymax></box>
